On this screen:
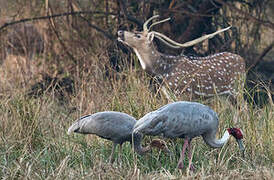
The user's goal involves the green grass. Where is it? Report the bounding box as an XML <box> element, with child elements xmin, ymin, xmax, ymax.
<box><xmin>0</xmin><ymin>66</ymin><xmax>273</xmax><ymax>179</ymax></box>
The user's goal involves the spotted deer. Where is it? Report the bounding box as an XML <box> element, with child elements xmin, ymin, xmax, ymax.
<box><xmin>118</xmin><ymin>15</ymin><xmax>245</xmax><ymax>100</ymax></box>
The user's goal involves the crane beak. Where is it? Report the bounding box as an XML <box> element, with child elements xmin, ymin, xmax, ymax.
<box><xmin>236</xmin><ymin>139</ymin><xmax>245</xmax><ymax>158</ymax></box>
<box><xmin>150</xmin><ymin>139</ymin><xmax>172</xmax><ymax>155</ymax></box>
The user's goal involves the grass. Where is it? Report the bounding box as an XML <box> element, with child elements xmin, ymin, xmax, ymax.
<box><xmin>0</xmin><ymin>61</ymin><xmax>273</xmax><ymax>179</ymax></box>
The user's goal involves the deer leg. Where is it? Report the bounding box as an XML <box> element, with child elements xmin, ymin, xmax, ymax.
<box><xmin>177</xmin><ymin>138</ymin><xmax>189</xmax><ymax>169</ymax></box>
<box><xmin>109</xmin><ymin>143</ymin><xmax>117</xmax><ymax>164</ymax></box>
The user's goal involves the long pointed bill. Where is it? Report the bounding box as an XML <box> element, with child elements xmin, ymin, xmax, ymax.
<box><xmin>236</xmin><ymin>139</ymin><xmax>245</xmax><ymax>158</ymax></box>
<box><xmin>150</xmin><ymin>139</ymin><xmax>172</xmax><ymax>155</ymax></box>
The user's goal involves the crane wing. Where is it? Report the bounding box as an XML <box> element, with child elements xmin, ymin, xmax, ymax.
<box><xmin>134</xmin><ymin>111</ymin><xmax>169</xmax><ymax>136</ymax></box>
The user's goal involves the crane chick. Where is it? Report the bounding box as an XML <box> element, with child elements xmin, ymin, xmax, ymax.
<box><xmin>133</xmin><ymin>101</ymin><xmax>245</xmax><ymax>169</ymax></box>
<box><xmin>67</xmin><ymin>111</ymin><xmax>170</xmax><ymax>163</ymax></box>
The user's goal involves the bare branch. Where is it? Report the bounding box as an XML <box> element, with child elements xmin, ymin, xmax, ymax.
<box><xmin>215</xmin><ymin>0</ymin><xmax>274</xmax><ymax>29</ymax></box>
<box><xmin>0</xmin><ymin>11</ymin><xmax>118</xmax><ymax>32</ymax></box>
<box><xmin>248</xmin><ymin>41</ymin><xmax>274</xmax><ymax>71</ymax></box>
<box><xmin>79</xmin><ymin>16</ymin><xmax>115</xmax><ymax>40</ymax></box>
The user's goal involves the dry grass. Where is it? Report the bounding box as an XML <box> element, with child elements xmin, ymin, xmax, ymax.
<box><xmin>0</xmin><ymin>1</ymin><xmax>273</xmax><ymax>179</ymax></box>
<box><xmin>0</xmin><ymin>54</ymin><xmax>273</xmax><ymax>179</ymax></box>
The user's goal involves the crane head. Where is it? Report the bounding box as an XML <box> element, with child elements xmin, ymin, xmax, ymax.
<box><xmin>227</xmin><ymin>128</ymin><xmax>245</xmax><ymax>157</ymax></box>
<box><xmin>227</xmin><ymin>128</ymin><xmax>243</xmax><ymax>139</ymax></box>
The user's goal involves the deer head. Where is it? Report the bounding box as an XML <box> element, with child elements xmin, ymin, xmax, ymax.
<box><xmin>118</xmin><ymin>15</ymin><xmax>169</xmax><ymax>72</ymax></box>
<box><xmin>118</xmin><ymin>15</ymin><xmax>245</xmax><ymax>100</ymax></box>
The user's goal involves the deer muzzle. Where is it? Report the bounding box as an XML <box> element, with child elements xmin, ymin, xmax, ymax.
<box><xmin>117</xmin><ymin>30</ymin><xmax>125</xmax><ymax>41</ymax></box>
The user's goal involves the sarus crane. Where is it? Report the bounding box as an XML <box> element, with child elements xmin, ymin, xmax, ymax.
<box><xmin>133</xmin><ymin>101</ymin><xmax>245</xmax><ymax>169</ymax></box>
<box><xmin>67</xmin><ymin>111</ymin><xmax>170</xmax><ymax>163</ymax></box>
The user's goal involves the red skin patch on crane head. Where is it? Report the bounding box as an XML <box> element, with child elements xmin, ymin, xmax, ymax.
<box><xmin>227</xmin><ymin>128</ymin><xmax>243</xmax><ymax>139</ymax></box>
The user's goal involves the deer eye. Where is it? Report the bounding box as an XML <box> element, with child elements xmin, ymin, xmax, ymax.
<box><xmin>135</xmin><ymin>34</ymin><xmax>142</xmax><ymax>38</ymax></box>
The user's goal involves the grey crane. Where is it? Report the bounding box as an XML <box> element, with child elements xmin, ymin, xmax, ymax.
<box><xmin>133</xmin><ymin>101</ymin><xmax>245</xmax><ymax>169</ymax></box>
<box><xmin>67</xmin><ymin>111</ymin><xmax>170</xmax><ymax>163</ymax></box>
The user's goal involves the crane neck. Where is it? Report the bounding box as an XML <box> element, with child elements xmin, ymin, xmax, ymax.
<box><xmin>204</xmin><ymin>130</ymin><xmax>231</xmax><ymax>148</ymax></box>
<box><xmin>132</xmin><ymin>133</ymin><xmax>151</xmax><ymax>155</ymax></box>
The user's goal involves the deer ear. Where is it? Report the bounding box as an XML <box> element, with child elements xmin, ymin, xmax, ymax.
<box><xmin>147</xmin><ymin>33</ymin><xmax>154</xmax><ymax>42</ymax></box>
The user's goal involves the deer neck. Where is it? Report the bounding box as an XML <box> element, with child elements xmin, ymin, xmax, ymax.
<box><xmin>133</xmin><ymin>44</ymin><xmax>177</xmax><ymax>76</ymax></box>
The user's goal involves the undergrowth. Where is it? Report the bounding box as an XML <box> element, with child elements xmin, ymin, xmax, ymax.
<box><xmin>0</xmin><ymin>62</ymin><xmax>273</xmax><ymax>179</ymax></box>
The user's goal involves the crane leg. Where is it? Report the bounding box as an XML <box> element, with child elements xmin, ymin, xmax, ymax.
<box><xmin>118</xmin><ymin>144</ymin><xmax>123</xmax><ymax>163</ymax></box>
<box><xmin>109</xmin><ymin>143</ymin><xmax>117</xmax><ymax>163</ymax></box>
<box><xmin>177</xmin><ymin>138</ymin><xmax>189</xmax><ymax>169</ymax></box>
<box><xmin>187</xmin><ymin>141</ymin><xmax>195</xmax><ymax>171</ymax></box>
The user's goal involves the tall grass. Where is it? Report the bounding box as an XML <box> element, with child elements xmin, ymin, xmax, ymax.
<box><xmin>0</xmin><ymin>55</ymin><xmax>273</xmax><ymax>179</ymax></box>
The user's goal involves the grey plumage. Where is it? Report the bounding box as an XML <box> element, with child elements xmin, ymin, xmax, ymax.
<box><xmin>68</xmin><ymin>111</ymin><xmax>136</xmax><ymax>163</ymax></box>
<box><xmin>133</xmin><ymin>101</ymin><xmax>245</xmax><ymax>169</ymax></box>
<box><xmin>67</xmin><ymin>111</ymin><xmax>170</xmax><ymax>163</ymax></box>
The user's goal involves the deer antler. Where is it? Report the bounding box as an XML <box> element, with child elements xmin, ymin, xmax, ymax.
<box><xmin>143</xmin><ymin>15</ymin><xmax>160</xmax><ymax>33</ymax></box>
<box><xmin>148</xmin><ymin>32</ymin><xmax>181</xmax><ymax>48</ymax></box>
<box><xmin>152</xmin><ymin>26</ymin><xmax>231</xmax><ymax>48</ymax></box>
<box><xmin>148</xmin><ymin>17</ymin><xmax>171</xmax><ymax>31</ymax></box>
<box><xmin>142</xmin><ymin>15</ymin><xmax>231</xmax><ymax>48</ymax></box>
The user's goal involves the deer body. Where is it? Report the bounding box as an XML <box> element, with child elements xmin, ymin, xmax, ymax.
<box><xmin>118</xmin><ymin>16</ymin><xmax>245</xmax><ymax>99</ymax></box>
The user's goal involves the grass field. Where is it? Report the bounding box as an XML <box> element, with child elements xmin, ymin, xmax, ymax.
<box><xmin>0</xmin><ymin>58</ymin><xmax>273</xmax><ymax>179</ymax></box>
